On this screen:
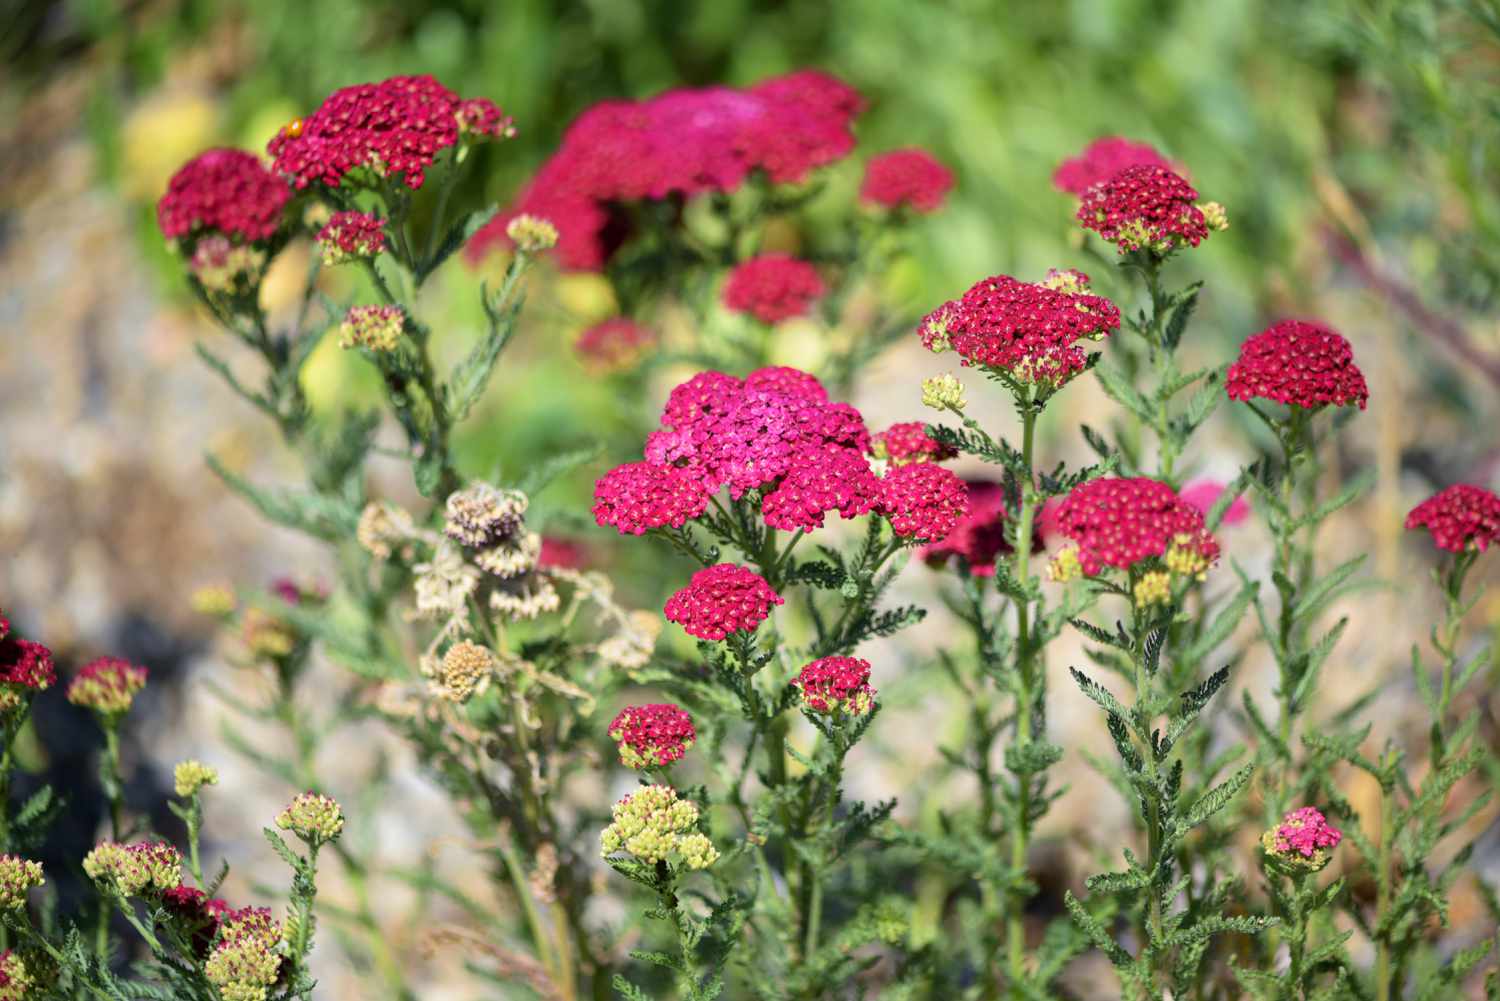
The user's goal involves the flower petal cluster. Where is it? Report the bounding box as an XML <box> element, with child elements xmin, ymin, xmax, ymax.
<box><xmin>276</xmin><ymin>792</ymin><xmax>345</xmax><ymax>845</ymax></box>
<box><xmin>0</xmin><ymin>856</ymin><xmax>42</xmax><ymax>910</ymax></box>
<box><xmin>600</xmin><ymin>785</ymin><xmax>717</xmax><ymax>869</ymax></box>
<box><xmin>66</xmin><ymin>656</ymin><xmax>148</xmax><ymax>716</ymax></box>
<box><xmin>468</xmin><ymin>70</ymin><xmax>863</xmax><ymax>270</ymax></box>
<box><xmin>860</xmin><ymin>149</ymin><xmax>954</xmax><ymax>212</ymax></box>
<box><xmin>794</xmin><ymin>657</ymin><xmax>875</xmax><ymax>716</ymax></box>
<box><xmin>1405</xmin><ymin>484</ymin><xmax>1500</xmax><ymax>554</ymax></box>
<box><xmin>445</xmin><ymin>482</ymin><xmax>528</xmax><ymax>548</ymax></box>
<box><xmin>205</xmin><ymin>906</ymin><xmax>284</xmax><ymax>1001</ymax></box>
<box><xmin>593</xmin><ymin>462</ymin><xmax>711</xmax><ymax>535</ymax></box>
<box><xmin>174</xmin><ymin>760</ymin><xmax>219</xmax><ymax>798</ymax></box>
<box><xmin>918</xmin><ymin>273</ymin><xmax>1120</xmax><ymax>386</ymax></box>
<box><xmin>338</xmin><ymin>304</ymin><xmax>405</xmax><ymax>352</ymax></box>
<box><xmin>1049</xmin><ymin>477</ymin><xmax>1220</xmax><ymax>588</ymax></box>
<box><xmin>1226</xmin><ymin>320</ymin><xmax>1369</xmax><ymax>411</ymax></box>
<box><xmin>576</xmin><ymin>318</ymin><xmax>656</xmax><ymax>371</ymax></box>
<box><xmin>1077</xmin><ymin>164</ymin><xmax>1210</xmax><ymax>253</ymax></box>
<box><xmin>871</xmin><ymin>422</ymin><xmax>956</xmax><ymax>465</ymax></box>
<box><xmin>268</xmin><ymin>74</ymin><xmax>511</xmax><ymax>190</ymax></box>
<box><xmin>664</xmin><ymin>564</ymin><xmax>783</xmax><ymax>640</ymax></box>
<box><xmin>761</xmin><ymin>443</ymin><xmax>881</xmax><ymax>532</ymax></box>
<box><xmin>316</xmin><ymin>211</ymin><xmax>386</xmax><ymax>265</ymax></box>
<box><xmin>1052</xmin><ymin>136</ymin><xmax>1176</xmax><ymax>195</ymax></box>
<box><xmin>83</xmin><ymin>841</ymin><xmax>183</xmax><ymax>897</ymax></box>
<box><xmin>162</xmin><ymin>886</ymin><xmax>231</xmax><ymax>958</ymax></box>
<box><xmin>608</xmin><ymin>704</ymin><xmax>697</xmax><ymax>768</ymax></box>
<box><xmin>158</xmin><ymin>149</ymin><xmax>290</xmax><ymax>243</ymax></box>
<box><xmin>878</xmin><ymin>463</ymin><xmax>971</xmax><ymax>542</ymax></box>
<box><xmin>0</xmin><ymin>951</ymin><xmax>30</xmax><ymax>1001</ymax></box>
<box><xmin>1261</xmin><ymin>806</ymin><xmax>1342</xmax><ymax>873</ymax></box>
<box><xmin>919</xmin><ymin>479</ymin><xmax>1033</xmax><ymax>576</ymax></box>
<box><xmin>0</xmin><ymin>614</ymin><xmax>54</xmax><ymax>695</ymax></box>
<box><xmin>722</xmin><ymin>254</ymin><xmax>826</xmax><ymax>324</ymax></box>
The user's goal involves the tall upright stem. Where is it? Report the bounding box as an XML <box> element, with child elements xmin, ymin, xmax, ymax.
<box><xmin>1005</xmin><ymin>402</ymin><xmax>1040</xmax><ymax>989</ymax></box>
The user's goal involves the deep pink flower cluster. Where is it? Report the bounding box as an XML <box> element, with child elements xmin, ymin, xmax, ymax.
<box><xmin>1270</xmin><ymin>807</ymin><xmax>1343</xmax><ymax>859</ymax></box>
<box><xmin>1226</xmin><ymin>320</ymin><xmax>1369</xmax><ymax>411</ymax></box>
<box><xmin>1052</xmin><ymin>137</ymin><xmax>1176</xmax><ymax>195</ymax></box>
<box><xmin>608</xmin><ymin>703</ymin><xmax>697</xmax><ymax>768</ymax></box>
<box><xmin>575</xmin><ymin>318</ymin><xmax>656</xmax><ymax>370</ymax></box>
<box><xmin>794</xmin><ymin>656</ymin><xmax>875</xmax><ymax>715</ymax></box>
<box><xmin>920</xmin><ymin>480</ymin><xmax>1030</xmax><ymax>576</ymax></box>
<box><xmin>592</xmin><ymin>462</ymin><xmax>711</xmax><ymax>536</ymax></box>
<box><xmin>163</xmin><ymin>885</ymin><xmax>232</xmax><ymax>957</ymax></box>
<box><xmin>878</xmin><ymin>463</ymin><xmax>971</xmax><ymax>542</ymax></box>
<box><xmin>871</xmin><ymin>422</ymin><xmax>957</xmax><ymax>465</ymax></box>
<box><xmin>539</xmin><ymin>537</ymin><xmax>589</xmax><ymax>570</ymax></box>
<box><xmin>0</xmin><ymin>611</ymin><xmax>55</xmax><ymax>692</ymax></box>
<box><xmin>918</xmin><ymin>273</ymin><xmax>1120</xmax><ymax>385</ymax></box>
<box><xmin>762</xmin><ymin>444</ymin><xmax>882</xmax><ymax>532</ymax></box>
<box><xmin>1405</xmin><ymin>484</ymin><xmax>1500</xmax><ymax>554</ymax></box>
<box><xmin>157</xmin><ymin>149</ymin><xmax>291</xmax><ymax>243</ymax></box>
<box><xmin>317</xmin><ymin>210</ymin><xmax>386</xmax><ymax>260</ymax></box>
<box><xmin>66</xmin><ymin>656</ymin><xmax>148</xmax><ymax>713</ymax></box>
<box><xmin>467</xmin><ymin>70</ymin><xmax>863</xmax><ymax>270</ymax></box>
<box><xmin>664</xmin><ymin>564</ymin><xmax>784</xmax><ymax>640</ymax></box>
<box><xmin>1052</xmin><ymin>477</ymin><xmax>1220</xmax><ymax>576</ymax></box>
<box><xmin>1078</xmin><ymin>164</ymin><xmax>1209</xmax><ymax>253</ymax></box>
<box><xmin>268</xmin><ymin>75</ymin><xmax>511</xmax><ymax>190</ymax></box>
<box><xmin>722</xmin><ymin>254</ymin><xmax>826</xmax><ymax>324</ymax></box>
<box><xmin>860</xmin><ymin>149</ymin><xmax>954</xmax><ymax>213</ymax></box>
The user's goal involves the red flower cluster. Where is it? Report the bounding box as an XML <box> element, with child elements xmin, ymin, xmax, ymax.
<box><xmin>608</xmin><ymin>703</ymin><xmax>697</xmax><ymax>768</ymax></box>
<box><xmin>316</xmin><ymin>210</ymin><xmax>386</xmax><ymax>262</ymax></box>
<box><xmin>878</xmin><ymin>463</ymin><xmax>971</xmax><ymax>542</ymax></box>
<box><xmin>918</xmin><ymin>273</ymin><xmax>1120</xmax><ymax>386</ymax></box>
<box><xmin>592</xmin><ymin>462</ymin><xmax>711</xmax><ymax>536</ymax></box>
<box><xmin>157</xmin><ymin>149</ymin><xmax>290</xmax><ymax>243</ymax></box>
<box><xmin>1052</xmin><ymin>136</ymin><xmax>1176</xmax><ymax>195</ymax></box>
<box><xmin>0</xmin><ymin>612</ymin><xmax>55</xmax><ymax>692</ymax></box>
<box><xmin>66</xmin><ymin>656</ymin><xmax>148</xmax><ymax>715</ymax></box>
<box><xmin>162</xmin><ymin>885</ymin><xmax>232</xmax><ymax>957</ymax></box>
<box><xmin>268</xmin><ymin>75</ymin><xmax>511</xmax><ymax>190</ymax></box>
<box><xmin>794</xmin><ymin>656</ymin><xmax>875</xmax><ymax>715</ymax></box>
<box><xmin>575</xmin><ymin>318</ymin><xmax>656</xmax><ymax>371</ymax></box>
<box><xmin>762</xmin><ymin>444</ymin><xmax>882</xmax><ymax>532</ymax></box>
<box><xmin>1226</xmin><ymin>320</ymin><xmax>1369</xmax><ymax>411</ymax></box>
<box><xmin>1078</xmin><ymin>164</ymin><xmax>1209</xmax><ymax>253</ymax></box>
<box><xmin>1051</xmin><ymin>477</ymin><xmax>1220</xmax><ymax>576</ymax></box>
<box><xmin>539</xmin><ymin>537</ymin><xmax>589</xmax><ymax>569</ymax></box>
<box><xmin>722</xmin><ymin>254</ymin><xmax>826</xmax><ymax>324</ymax></box>
<box><xmin>1406</xmin><ymin>484</ymin><xmax>1500</xmax><ymax>554</ymax></box>
<box><xmin>860</xmin><ymin>149</ymin><xmax>954</xmax><ymax>213</ymax></box>
<box><xmin>871</xmin><ymin>422</ymin><xmax>957</xmax><ymax>465</ymax></box>
<box><xmin>664</xmin><ymin>564</ymin><xmax>783</xmax><ymax>640</ymax></box>
<box><xmin>467</xmin><ymin>70</ymin><xmax>863</xmax><ymax>270</ymax></box>
<box><xmin>920</xmin><ymin>480</ymin><xmax>1031</xmax><ymax>576</ymax></box>
<box><xmin>1270</xmin><ymin>807</ymin><xmax>1342</xmax><ymax>859</ymax></box>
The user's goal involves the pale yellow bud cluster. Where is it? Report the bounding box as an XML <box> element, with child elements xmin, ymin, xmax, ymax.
<box><xmin>1132</xmin><ymin>570</ymin><xmax>1173</xmax><ymax>609</ymax></box>
<box><xmin>83</xmin><ymin>841</ymin><xmax>182</xmax><ymax>897</ymax></box>
<box><xmin>338</xmin><ymin>304</ymin><xmax>405</xmax><ymax>353</ymax></box>
<box><xmin>436</xmin><ymin>641</ymin><xmax>496</xmax><ymax>703</ymax></box>
<box><xmin>0</xmin><ymin>951</ymin><xmax>32</xmax><ymax>1001</ymax></box>
<box><xmin>1047</xmin><ymin>547</ymin><xmax>1083</xmax><ymax>583</ymax></box>
<box><xmin>0</xmin><ymin>856</ymin><xmax>43</xmax><ymax>909</ymax></box>
<box><xmin>205</xmin><ymin>909</ymin><xmax>284</xmax><ymax>1001</ymax></box>
<box><xmin>600</xmin><ymin>785</ymin><xmax>718</xmax><ymax>870</ymax></box>
<box><xmin>1199</xmin><ymin>201</ymin><xmax>1229</xmax><ymax>232</ymax></box>
<box><xmin>1164</xmin><ymin>533</ymin><xmax>1213</xmax><ymax>579</ymax></box>
<box><xmin>174</xmin><ymin>760</ymin><xmax>219</xmax><ymax>798</ymax></box>
<box><xmin>191</xmin><ymin>584</ymin><xmax>237</xmax><ymax>617</ymax></box>
<box><xmin>276</xmin><ymin>792</ymin><xmax>345</xmax><ymax>846</ymax></box>
<box><xmin>506</xmin><ymin>214</ymin><xmax>560</xmax><ymax>254</ymax></box>
<box><xmin>921</xmin><ymin>374</ymin><xmax>966</xmax><ymax>411</ymax></box>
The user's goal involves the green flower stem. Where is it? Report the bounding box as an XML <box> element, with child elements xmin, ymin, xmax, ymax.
<box><xmin>185</xmin><ymin>794</ymin><xmax>206</xmax><ymax>887</ymax></box>
<box><xmin>101</xmin><ymin>721</ymin><xmax>124</xmax><ymax>840</ymax></box>
<box><xmin>656</xmin><ymin>862</ymin><xmax>703</xmax><ymax>997</ymax></box>
<box><xmin>0</xmin><ymin>702</ymin><xmax>31</xmax><ymax>852</ymax></box>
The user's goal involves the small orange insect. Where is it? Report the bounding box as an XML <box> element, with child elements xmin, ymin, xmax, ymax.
<box><xmin>284</xmin><ymin>118</ymin><xmax>305</xmax><ymax>139</ymax></box>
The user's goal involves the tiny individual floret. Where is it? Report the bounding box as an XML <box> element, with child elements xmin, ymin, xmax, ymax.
<box><xmin>1405</xmin><ymin>484</ymin><xmax>1500</xmax><ymax>554</ymax></box>
<box><xmin>1261</xmin><ymin>806</ymin><xmax>1342</xmax><ymax>874</ymax></box>
<box><xmin>600</xmin><ymin>785</ymin><xmax>717</xmax><ymax>869</ymax></box>
<box><xmin>83</xmin><ymin>841</ymin><xmax>183</xmax><ymax>897</ymax></box>
<box><xmin>316</xmin><ymin>211</ymin><xmax>386</xmax><ymax>265</ymax></box>
<box><xmin>663</xmin><ymin>564</ymin><xmax>783</xmax><ymax>641</ymax></box>
<box><xmin>205</xmin><ymin>906</ymin><xmax>284</xmax><ymax>1001</ymax></box>
<box><xmin>158</xmin><ymin>148</ymin><xmax>290</xmax><ymax>243</ymax></box>
<box><xmin>174</xmin><ymin>760</ymin><xmax>220</xmax><ymax>798</ymax></box>
<box><xmin>444</xmin><ymin>482</ymin><xmax>528</xmax><ymax>548</ymax></box>
<box><xmin>338</xmin><ymin>304</ymin><xmax>405</xmax><ymax>352</ymax></box>
<box><xmin>722</xmin><ymin>254</ymin><xmax>826</xmax><ymax>324</ymax></box>
<box><xmin>0</xmin><ymin>950</ymin><xmax>32</xmax><ymax>1001</ymax></box>
<box><xmin>1048</xmin><ymin>478</ymin><xmax>1220</xmax><ymax>587</ymax></box>
<box><xmin>921</xmin><ymin>374</ymin><xmax>966</xmax><ymax>411</ymax></box>
<box><xmin>575</xmin><ymin>318</ymin><xmax>656</xmax><ymax>371</ymax></box>
<box><xmin>608</xmin><ymin>703</ymin><xmax>696</xmax><ymax>769</ymax></box>
<box><xmin>0</xmin><ymin>856</ymin><xmax>43</xmax><ymax>910</ymax></box>
<box><xmin>435</xmin><ymin>640</ymin><xmax>496</xmax><ymax>702</ymax></box>
<box><xmin>1077</xmin><ymin>164</ymin><xmax>1211</xmax><ymax>254</ymax></box>
<box><xmin>794</xmin><ymin>657</ymin><xmax>875</xmax><ymax>716</ymax></box>
<box><xmin>66</xmin><ymin>657</ymin><xmax>148</xmax><ymax>717</ymax></box>
<box><xmin>505</xmin><ymin>214</ymin><xmax>559</xmax><ymax>253</ymax></box>
<box><xmin>878</xmin><ymin>463</ymin><xmax>971</xmax><ymax>542</ymax></box>
<box><xmin>859</xmin><ymin>149</ymin><xmax>954</xmax><ymax>213</ymax></box>
<box><xmin>871</xmin><ymin>422</ymin><xmax>957</xmax><ymax>465</ymax></box>
<box><xmin>276</xmin><ymin>792</ymin><xmax>345</xmax><ymax>846</ymax></box>
<box><xmin>1052</xmin><ymin>136</ymin><xmax>1176</xmax><ymax>195</ymax></box>
<box><xmin>1226</xmin><ymin>319</ymin><xmax>1369</xmax><ymax>411</ymax></box>
<box><xmin>593</xmin><ymin>462</ymin><xmax>711</xmax><ymax>536</ymax></box>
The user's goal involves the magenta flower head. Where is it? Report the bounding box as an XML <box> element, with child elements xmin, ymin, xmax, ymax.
<box><xmin>1226</xmin><ymin>320</ymin><xmax>1369</xmax><ymax>411</ymax></box>
<box><xmin>1049</xmin><ymin>477</ymin><xmax>1220</xmax><ymax>608</ymax></box>
<box><xmin>593</xmin><ymin>462</ymin><xmax>711</xmax><ymax>536</ymax></box>
<box><xmin>920</xmin><ymin>479</ymin><xmax>1038</xmax><ymax>576</ymax></box>
<box><xmin>870</xmin><ymin>422</ymin><xmax>957</xmax><ymax>466</ymax></box>
<box><xmin>918</xmin><ymin>272</ymin><xmax>1120</xmax><ymax>389</ymax></box>
<box><xmin>1406</xmin><ymin>484</ymin><xmax>1500</xmax><ymax>554</ymax></box>
<box><xmin>761</xmin><ymin>444</ymin><xmax>881</xmax><ymax>532</ymax></box>
<box><xmin>878</xmin><ymin>463</ymin><xmax>971</xmax><ymax>542</ymax></box>
<box><xmin>575</xmin><ymin>318</ymin><xmax>656</xmax><ymax>372</ymax></box>
<box><xmin>66</xmin><ymin>657</ymin><xmax>148</xmax><ymax>717</ymax></box>
<box><xmin>744</xmin><ymin>365</ymin><xmax>830</xmax><ymax>402</ymax></box>
<box><xmin>860</xmin><ymin>149</ymin><xmax>955</xmax><ymax>213</ymax></box>
<box><xmin>1078</xmin><ymin>164</ymin><xmax>1213</xmax><ymax>254</ymax></box>
<box><xmin>664</xmin><ymin>564</ymin><xmax>783</xmax><ymax>641</ymax></box>
<box><xmin>794</xmin><ymin>656</ymin><xmax>875</xmax><ymax>716</ymax></box>
<box><xmin>268</xmin><ymin>74</ymin><xmax>512</xmax><ymax>191</ymax></box>
<box><xmin>0</xmin><ymin>613</ymin><xmax>55</xmax><ymax>701</ymax></box>
<box><xmin>158</xmin><ymin>149</ymin><xmax>290</xmax><ymax>245</ymax></box>
<box><xmin>1180</xmin><ymin>479</ymin><xmax>1252</xmax><ymax>528</ymax></box>
<box><xmin>608</xmin><ymin>703</ymin><xmax>697</xmax><ymax>769</ymax></box>
<box><xmin>1053</xmin><ymin>136</ymin><xmax>1177</xmax><ymax>196</ymax></box>
<box><xmin>1262</xmin><ymin>806</ymin><xmax>1342</xmax><ymax>874</ymax></box>
<box><xmin>722</xmin><ymin>254</ymin><xmax>826</xmax><ymax>324</ymax></box>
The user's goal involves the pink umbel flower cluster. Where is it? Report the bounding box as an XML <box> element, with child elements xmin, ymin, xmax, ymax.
<box><xmin>664</xmin><ymin>564</ymin><xmax>784</xmax><ymax>640</ymax></box>
<box><xmin>268</xmin><ymin>74</ymin><xmax>512</xmax><ymax>191</ymax></box>
<box><xmin>1226</xmin><ymin>320</ymin><xmax>1369</xmax><ymax>411</ymax></box>
<box><xmin>794</xmin><ymin>656</ymin><xmax>875</xmax><ymax>716</ymax></box>
<box><xmin>608</xmin><ymin>703</ymin><xmax>697</xmax><ymax>768</ymax></box>
<box><xmin>1050</xmin><ymin>477</ymin><xmax>1220</xmax><ymax>578</ymax></box>
<box><xmin>575</xmin><ymin>318</ymin><xmax>656</xmax><ymax>371</ymax></box>
<box><xmin>870</xmin><ymin>422</ymin><xmax>957</xmax><ymax>465</ymax></box>
<box><xmin>761</xmin><ymin>444</ymin><xmax>883</xmax><ymax>532</ymax></box>
<box><xmin>0</xmin><ymin>612</ymin><xmax>54</xmax><ymax>694</ymax></box>
<box><xmin>722</xmin><ymin>254</ymin><xmax>827</xmax><ymax>324</ymax></box>
<box><xmin>878</xmin><ymin>463</ymin><xmax>971</xmax><ymax>542</ymax></box>
<box><xmin>1406</xmin><ymin>484</ymin><xmax>1500</xmax><ymax>554</ymax></box>
<box><xmin>592</xmin><ymin>462</ymin><xmax>711</xmax><ymax>536</ymax></box>
<box><xmin>859</xmin><ymin>149</ymin><xmax>954</xmax><ymax>213</ymax></box>
<box><xmin>157</xmin><ymin>149</ymin><xmax>290</xmax><ymax>244</ymax></box>
<box><xmin>467</xmin><ymin>70</ymin><xmax>863</xmax><ymax>270</ymax></box>
<box><xmin>1077</xmin><ymin>164</ymin><xmax>1210</xmax><ymax>253</ymax></box>
<box><xmin>316</xmin><ymin>210</ymin><xmax>387</xmax><ymax>263</ymax></box>
<box><xmin>66</xmin><ymin>657</ymin><xmax>148</xmax><ymax>716</ymax></box>
<box><xmin>1262</xmin><ymin>806</ymin><xmax>1342</xmax><ymax>872</ymax></box>
<box><xmin>920</xmin><ymin>480</ymin><xmax>1032</xmax><ymax>576</ymax></box>
<box><xmin>919</xmin><ymin>272</ymin><xmax>1120</xmax><ymax>387</ymax></box>
<box><xmin>1052</xmin><ymin>136</ymin><xmax>1177</xmax><ymax>196</ymax></box>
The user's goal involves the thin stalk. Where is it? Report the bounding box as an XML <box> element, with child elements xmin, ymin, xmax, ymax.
<box><xmin>103</xmin><ymin>723</ymin><xmax>124</xmax><ymax>840</ymax></box>
<box><xmin>1005</xmin><ymin>401</ymin><xmax>1040</xmax><ymax>989</ymax></box>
